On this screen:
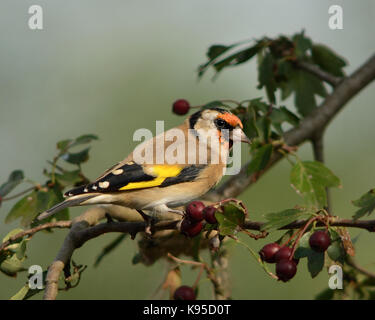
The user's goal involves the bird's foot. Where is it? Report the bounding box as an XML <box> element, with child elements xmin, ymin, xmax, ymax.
<box><xmin>136</xmin><ymin>209</ymin><xmax>158</xmax><ymax>237</ymax></box>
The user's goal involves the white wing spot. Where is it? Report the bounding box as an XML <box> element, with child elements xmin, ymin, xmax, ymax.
<box><xmin>113</xmin><ymin>169</ymin><xmax>123</xmax><ymax>175</ymax></box>
<box><xmin>84</xmin><ymin>188</ymin><xmax>88</xmax><ymax>192</ymax></box>
<box><xmin>99</xmin><ymin>181</ymin><xmax>110</xmax><ymax>189</ymax></box>
<box><xmin>92</xmin><ymin>185</ymin><xmax>98</xmax><ymax>190</ymax></box>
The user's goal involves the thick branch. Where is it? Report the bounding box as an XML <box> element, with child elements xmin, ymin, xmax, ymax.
<box><xmin>207</xmin><ymin>53</ymin><xmax>375</xmax><ymax>200</ymax></box>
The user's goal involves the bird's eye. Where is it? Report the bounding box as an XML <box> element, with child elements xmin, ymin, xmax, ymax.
<box><xmin>215</xmin><ymin>119</ymin><xmax>226</xmax><ymax>128</ymax></box>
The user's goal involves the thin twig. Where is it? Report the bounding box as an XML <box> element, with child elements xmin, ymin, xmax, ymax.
<box><xmin>0</xmin><ymin>220</ymin><xmax>72</xmax><ymax>252</ymax></box>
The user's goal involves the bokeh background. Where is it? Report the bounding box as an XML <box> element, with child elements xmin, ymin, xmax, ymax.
<box><xmin>0</xmin><ymin>0</ymin><xmax>374</xmax><ymax>299</ymax></box>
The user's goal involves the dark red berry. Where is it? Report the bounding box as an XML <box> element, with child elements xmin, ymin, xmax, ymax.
<box><xmin>259</xmin><ymin>243</ymin><xmax>281</xmax><ymax>263</ymax></box>
<box><xmin>173</xmin><ymin>285</ymin><xmax>196</xmax><ymax>300</ymax></box>
<box><xmin>186</xmin><ymin>201</ymin><xmax>205</xmax><ymax>222</ymax></box>
<box><xmin>180</xmin><ymin>218</ymin><xmax>203</xmax><ymax>237</ymax></box>
<box><xmin>203</xmin><ymin>206</ymin><xmax>217</xmax><ymax>224</ymax></box>
<box><xmin>172</xmin><ymin>99</ymin><xmax>190</xmax><ymax>115</ymax></box>
<box><xmin>274</xmin><ymin>246</ymin><xmax>299</xmax><ymax>264</ymax></box>
<box><xmin>309</xmin><ymin>230</ymin><xmax>331</xmax><ymax>252</ymax></box>
<box><xmin>276</xmin><ymin>259</ymin><xmax>297</xmax><ymax>282</ymax></box>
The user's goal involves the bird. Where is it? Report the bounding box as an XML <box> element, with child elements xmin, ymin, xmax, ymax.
<box><xmin>37</xmin><ymin>107</ymin><xmax>251</xmax><ymax>223</ymax></box>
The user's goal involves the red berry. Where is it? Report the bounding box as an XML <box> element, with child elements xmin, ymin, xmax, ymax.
<box><xmin>186</xmin><ymin>201</ymin><xmax>205</xmax><ymax>222</ymax></box>
<box><xmin>180</xmin><ymin>218</ymin><xmax>203</xmax><ymax>237</ymax></box>
<box><xmin>173</xmin><ymin>285</ymin><xmax>196</xmax><ymax>300</ymax></box>
<box><xmin>259</xmin><ymin>243</ymin><xmax>281</xmax><ymax>263</ymax></box>
<box><xmin>274</xmin><ymin>246</ymin><xmax>299</xmax><ymax>264</ymax></box>
<box><xmin>276</xmin><ymin>259</ymin><xmax>297</xmax><ymax>282</ymax></box>
<box><xmin>309</xmin><ymin>230</ymin><xmax>331</xmax><ymax>252</ymax></box>
<box><xmin>203</xmin><ymin>206</ymin><xmax>217</xmax><ymax>224</ymax></box>
<box><xmin>172</xmin><ymin>99</ymin><xmax>190</xmax><ymax>115</ymax></box>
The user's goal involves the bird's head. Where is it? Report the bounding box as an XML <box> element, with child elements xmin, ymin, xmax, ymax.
<box><xmin>189</xmin><ymin>107</ymin><xmax>251</xmax><ymax>147</ymax></box>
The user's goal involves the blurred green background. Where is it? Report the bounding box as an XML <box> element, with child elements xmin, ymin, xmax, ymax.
<box><xmin>0</xmin><ymin>0</ymin><xmax>374</xmax><ymax>299</ymax></box>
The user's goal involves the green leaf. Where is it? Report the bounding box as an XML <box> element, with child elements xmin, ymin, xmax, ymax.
<box><xmin>290</xmin><ymin>69</ymin><xmax>327</xmax><ymax>117</ymax></box>
<box><xmin>258</xmin><ymin>51</ymin><xmax>276</xmax><ymax>103</ymax></box>
<box><xmin>201</xmin><ymin>100</ymin><xmax>229</xmax><ymax>110</ymax></box>
<box><xmin>70</xmin><ymin>134</ymin><xmax>98</xmax><ymax>148</ymax></box>
<box><xmin>256</xmin><ymin>117</ymin><xmax>272</xmax><ymax>142</ymax></box>
<box><xmin>0</xmin><ymin>170</ymin><xmax>24</xmax><ymax>197</ymax></box>
<box><xmin>242</xmin><ymin>106</ymin><xmax>259</xmax><ymax>139</ymax></box>
<box><xmin>307</xmin><ymin>250</ymin><xmax>325</xmax><ymax>278</ymax></box>
<box><xmin>56</xmin><ymin>139</ymin><xmax>72</xmax><ymax>151</ymax></box>
<box><xmin>261</xmin><ymin>209</ymin><xmax>309</xmax><ymax>231</ymax></box>
<box><xmin>247</xmin><ymin>144</ymin><xmax>273</xmax><ymax>175</ymax></box>
<box><xmin>10</xmin><ymin>284</ymin><xmax>29</xmax><ymax>300</ymax></box>
<box><xmin>290</xmin><ymin>160</ymin><xmax>341</xmax><ymax>208</ymax></box>
<box><xmin>5</xmin><ymin>191</ymin><xmax>39</xmax><ymax>225</ymax></box>
<box><xmin>315</xmin><ymin>288</ymin><xmax>335</xmax><ymax>300</ymax></box>
<box><xmin>54</xmin><ymin>170</ymin><xmax>82</xmax><ymax>188</ymax></box>
<box><xmin>0</xmin><ymin>253</ymin><xmax>26</xmax><ymax>276</ymax></box>
<box><xmin>294</xmin><ymin>230</ymin><xmax>325</xmax><ymax>278</ymax></box>
<box><xmin>6</xmin><ymin>187</ymin><xmax>69</xmax><ymax>227</ymax></box>
<box><xmin>352</xmin><ymin>189</ymin><xmax>375</xmax><ymax>220</ymax></box>
<box><xmin>292</xmin><ymin>31</ymin><xmax>312</xmax><ymax>58</ymax></box>
<box><xmin>94</xmin><ymin>234</ymin><xmax>127</xmax><ymax>267</ymax></box>
<box><xmin>61</xmin><ymin>147</ymin><xmax>90</xmax><ymax>165</ymax></box>
<box><xmin>294</xmin><ymin>231</ymin><xmax>312</xmax><ymax>258</ymax></box>
<box><xmin>213</xmin><ymin>44</ymin><xmax>260</xmax><ymax>73</ymax></box>
<box><xmin>312</xmin><ymin>44</ymin><xmax>346</xmax><ymax>77</ymax></box>
<box><xmin>216</xmin><ymin>203</ymin><xmax>245</xmax><ymax>236</ymax></box>
<box><xmin>327</xmin><ymin>240</ymin><xmax>345</xmax><ymax>263</ymax></box>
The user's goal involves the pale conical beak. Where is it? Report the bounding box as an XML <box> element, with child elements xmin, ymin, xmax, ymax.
<box><xmin>231</xmin><ymin>128</ymin><xmax>251</xmax><ymax>144</ymax></box>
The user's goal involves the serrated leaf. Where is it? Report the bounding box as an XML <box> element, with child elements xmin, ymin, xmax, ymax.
<box><xmin>0</xmin><ymin>170</ymin><xmax>24</xmax><ymax>197</ymax></box>
<box><xmin>312</xmin><ymin>44</ymin><xmax>346</xmax><ymax>77</ymax></box>
<box><xmin>291</xmin><ymin>69</ymin><xmax>327</xmax><ymax>117</ymax></box>
<box><xmin>61</xmin><ymin>147</ymin><xmax>90</xmax><ymax>165</ymax></box>
<box><xmin>216</xmin><ymin>203</ymin><xmax>245</xmax><ymax>236</ymax></box>
<box><xmin>261</xmin><ymin>209</ymin><xmax>308</xmax><ymax>231</ymax></box>
<box><xmin>94</xmin><ymin>234</ymin><xmax>127</xmax><ymax>267</ymax></box>
<box><xmin>290</xmin><ymin>160</ymin><xmax>341</xmax><ymax>208</ymax></box>
<box><xmin>248</xmin><ymin>144</ymin><xmax>273</xmax><ymax>175</ymax></box>
<box><xmin>352</xmin><ymin>189</ymin><xmax>375</xmax><ymax>220</ymax></box>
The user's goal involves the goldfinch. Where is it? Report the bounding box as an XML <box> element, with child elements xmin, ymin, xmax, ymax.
<box><xmin>37</xmin><ymin>107</ymin><xmax>250</xmax><ymax>221</ymax></box>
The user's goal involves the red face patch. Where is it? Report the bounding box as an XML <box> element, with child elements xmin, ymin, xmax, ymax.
<box><xmin>217</xmin><ymin>112</ymin><xmax>243</xmax><ymax>129</ymax></box>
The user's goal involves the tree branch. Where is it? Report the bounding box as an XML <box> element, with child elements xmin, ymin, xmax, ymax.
<box><xmin>207</xmin><ymin>53</ymin><xmax>375</xmax><ymax>200</ymax></box>
<box><xmin>0</xmin><ymin>220</ymin><xmax>72</xmax><ymax>253</ymax></box>
<box><xmin>295</xmin><ymin>60</ymin><xmax>342</xmax><ymax>86</ymax></box>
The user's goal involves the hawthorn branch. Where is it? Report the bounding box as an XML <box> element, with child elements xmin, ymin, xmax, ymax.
<box><xmin>295</xmin><ymin>60</ymin><xmax>342</xmax><ymax>86</ymax></box>
<box><xmin>0</xmin><ymin>220</ymin><xmax>72</xmax><ymax>253</ymax></box>
<box><xmin>206</xmin><ymin>53</ymin><xmax>375</xmax><ymax>201</ymax></box>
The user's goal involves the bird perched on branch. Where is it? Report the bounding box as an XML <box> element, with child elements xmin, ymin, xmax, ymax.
<box><xmin>37</xmin><ymin>107</ymin><xmax>251</xmax><ymax>222</ymax></box>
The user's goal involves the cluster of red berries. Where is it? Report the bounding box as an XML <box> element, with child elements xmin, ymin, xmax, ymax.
<box><xmin>173</xmin><ymin>285</ymin><xmax>196</xmax><ymax>300</ymax></box>
<box><xmin>259</xmin><ymin>230</ymin><xmax>331</xmax><ymax>282</ymax></box>
<box><xmin>172</xmin><ymin>99</ymin><xmax>190</xmax><ymax>115</ymax></box>
<box><xmin>180</xmin><ymin>201</ymin><xmax>218</xmax><ymax>237</ymax></box>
